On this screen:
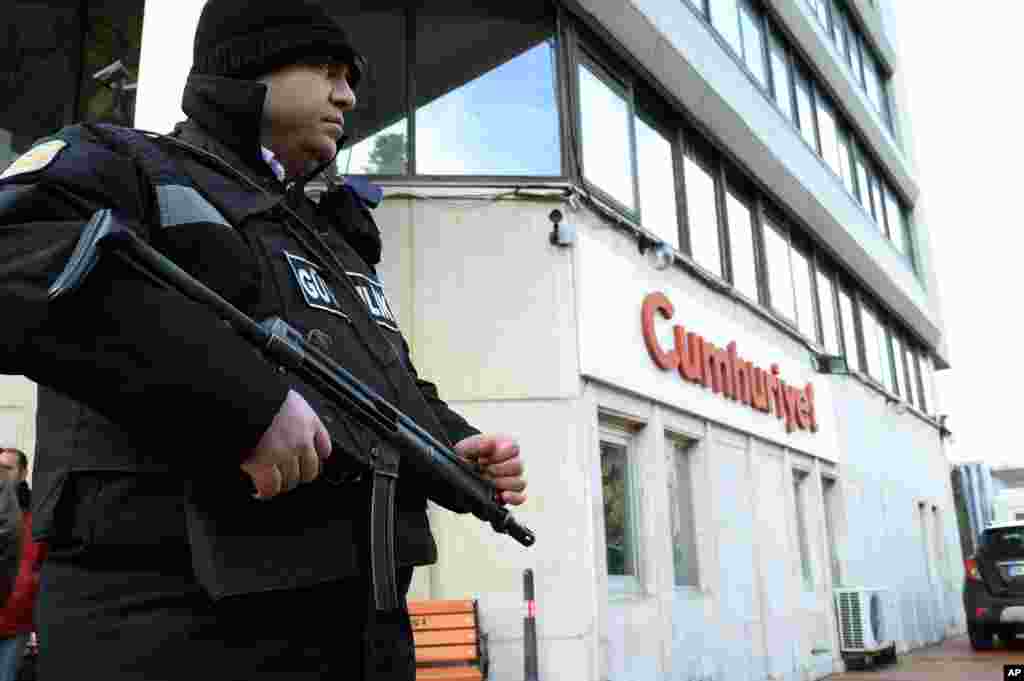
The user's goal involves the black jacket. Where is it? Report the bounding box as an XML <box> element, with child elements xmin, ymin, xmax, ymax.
<box><xmin>0</xmin><ymin>73</ymin><xmax>478</xmax><ymax>598</ymax></box>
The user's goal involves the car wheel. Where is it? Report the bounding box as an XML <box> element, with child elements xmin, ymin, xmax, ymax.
<box><xmin>968</xmin><ymin>621</ymin><xmax>995</xmax><ymax>650</ymax></box>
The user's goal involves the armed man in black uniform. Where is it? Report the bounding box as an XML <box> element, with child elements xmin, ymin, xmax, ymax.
<box><xmin>0</xmin><ymin>2</ymin><xmax>527</xmax><ymax>679</ymax></box>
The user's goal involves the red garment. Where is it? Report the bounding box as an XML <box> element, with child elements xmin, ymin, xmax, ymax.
<box><xmin>0</xmin><ymin>511</ymin><xmax>46</xmax><ymax>636</ymax></box>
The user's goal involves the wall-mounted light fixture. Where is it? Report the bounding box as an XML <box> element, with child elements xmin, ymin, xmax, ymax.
<box><xmin>548</xmin><ymin>209</ymin><xmax>576</xmax><ymax>247</ymax></box>
<box><xmin>637</xmin><ymin>232</ymin><xmax>673</xmax><ymax>271</ymax></box>
<box><xmin>816</xmin><ymin>354</ymin><xmax>849</xmax><ymax>375</ymax></box>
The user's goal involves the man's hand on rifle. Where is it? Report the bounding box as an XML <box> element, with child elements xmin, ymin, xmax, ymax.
<box><xmin>241</xmin><ymin>389</ymin><xmax>333</xmax><ymax>499</ymax></box>
<box><xmin>455</xmin><ymin>434</ymin><xmax>527</xmax><ymax>506</ymax></box>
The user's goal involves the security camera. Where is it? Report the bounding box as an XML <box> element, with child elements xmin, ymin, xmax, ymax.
<box><xmin>93</xmin><ymin>60</ymin><xmax>132</xmax><ymax>84</ymax></box>
<box><xmin>548</xmin><ymin>209</ymin><xmax>575</xmax><ymax>247</ymax></box>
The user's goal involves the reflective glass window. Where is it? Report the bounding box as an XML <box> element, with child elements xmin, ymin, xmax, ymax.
<box><xmin>602</xmin><ymin>439</ymin><xmax>640</xmax><ymax>590</ymax></box>
<box><xmin>837</xmin><ymin>127</ymin><xmax>855</xmax><ymax>196</ymax></box>
<box><xmin>578</xmin><ymin>63</ymin><xmax>635</xmax><ymax>210</ymax></box>
<box><xmin>817</xmin><ymin>95</ymin><xmax>842</xmax><ymax>178</ymax></box>
<box><xmin>853</xmin><ymin>35</ymin><xmax>866</xmax><ymax>88</ymax></box>
<box><xmin>910</xmin><ymin>349</ymin><xmax>925</xmax><ymax>412</ymax></box>
<box><xmin>854</xmin><ymin>144</ymin><xmax>872</xmax><ymax>214</ymax></box>
<box><xmin>710</xmin><ymin>0</ymin><xmax>743</xmax><ymax>57</ymax></box>
<box><xmin>669</xmin><ymin>442</ymin><xmax>700</xmax><ymax>588</ymax></box>
<box><xmin>2</xmin><ymin>1</ymin><xmax>144</xmax><ymax>172</ymax></box>
<box><xmin>890</xmin><ymin>333</ymin><xmax>905</xmax><ymax>397</ymax></box>
<box><xmin>794</xmin><ymin>66</ymin><xmax>818</xmax><ymax>152</ymax></box>
<box><xmin>839</xmin><ymin>286</ymin><xmax>859</xmax><ymax>370</ymax></box>
<box><xmin>331</xmin><ymin>7</ymin><xmax>407</xmax><ymax>175</ymax></box>
<box><xmin>875</xmin><ymin>314</ymin><xmax>892</xmax><ymax>390</ymax></box>
<box><xmin>739</xmin><ymin>0</ymin><xmax>768</xmax><ymax>89</ymax></box>
<box><xmin>769</xmin><ymin>27</ymin><xmax>794</xmax><ymax>123</ymax></box>
<box><xmin>863</xmin><ymin>51</ymin><xmax>883</xmax><ymax>116</ymax></box>
<box><xmin>902</xmin><ymin>343</ymin><xmax>916</xmax><ymax>407</ymax></box>
<box><xmin>636</xmin><ymin>116</ymin><xmax>680</xmax><ymax>249</ymax></box>
<box><xmin>726</xmin><ymin>188</ymin><xmax>759</xmax><ymax>301</ymax></box>
<box><xmin>764</xmin><ymin>218</ymin><xmax>796</xmax><ymax>322</ymax></box>
<box><xmin>920</xmin><ymin>354</ymin><xmax>935</xmax><ymax>416</ymax></box>
<box><xmin>884</xmin><ymin>182</ymin><xmax>908</xmax><ymax>256</ymax></box>
<box><xmin>831</xmin><ymin>1</ymin><xmax>848</xmax><ymax>64</ymax></box>
<box><xmin>413</xmin><ymin>2</ymin><xmax>560</xmax><ymax>176</ymax></box>
<box><xmin>684</xmin><ymin>150</ymin><xmax>722</xmax><ymax>277</ymax></box>
<box><xmin>860</xmin><ymin>304</ymin><xmax>882</xmax><ymax>381</ymax></box>
<box><xmin>816</xmin><ymin>268</ymin><xmax>841</xmax><ymax>355</ymax></box>
<box><xmin>792</xmin><ymin>245</ymin><xmax>817</xmax><ymax>341</ymax></box>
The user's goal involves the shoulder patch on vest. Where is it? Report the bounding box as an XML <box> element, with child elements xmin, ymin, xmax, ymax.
<box><xmin>0</xmin><ymin>140</ymin><xmax>67</xmax><ymax>180</ymax></box>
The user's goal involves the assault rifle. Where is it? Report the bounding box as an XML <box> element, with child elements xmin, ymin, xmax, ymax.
<box><xmin>50</xmin><ymin>209</ymin><xmax>535</xmax><ymax>610</ymax></box>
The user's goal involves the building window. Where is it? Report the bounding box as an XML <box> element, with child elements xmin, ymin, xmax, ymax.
<box><xmin>793</xmin><ymin>469</ymin><xmax>814</xmax><ymax>590</ymax></box>
<box><xmin>932</xmin><ymin>506</ymin><xmax>946</xmax><ymax>580</ymax></box>
<box><xmin>710</xmin><ymin>0</ymin><xmax>743</xmax><ymax>58</ymax></box>
<box><xmin>822</xmin><ymin>477</ymin><xmax>842</xmax><ymax>587</ymax></box>
<box><xmin>636</xmin><ymin>114</ymin><xmax>681</xmax><ymax>249</ymax></box>
<box><xmin>794</xmin><ymin>64</ymin><xmax>818</xmax><ymax>153</ymax></box>
<box><xmin>902</xmin><ymin>340</ymin><xmax>917</xmax><ymax>407</ymax></box>
<box><xmin>601</xmin><ymin>434</ymin><xmax>641</xmax><ymax>593</ymax></box>
<box><xmin>838</xmin><ymin>285</ymin><xmax>860</xmax><ymax>371</ymax></box>
<box><xmin>890</xmin><ymin>332</ymin><xmax>906</xmax><ymax>398</ymax></box>
<box><xmin>882</xmin><ymin>183</ymin><xmax>909</xmax><ymax>259</ymax></box>
<box><xmin>860</xmin><ymin>303</ymin><xmax>890</xmax><ymax>388</ymax></box>
<box><xmin>817</xmin><ymin>95</ymin><xmax>843</xmax><ymax>178</ymax></box>
<box><xmin>764</xmin><ymin>216</ymin><xmax>796</xmax><ymax>323</ymax></box>
<box><xmin>768</xmin><ymin>24</ymin><xmax>794</xmax><ymax>123</ymax></box>
<box><xmin>725</xmin><ymin>184</ymin><xmax>759</xmax><ymax>301</ymax></box>
<box><xmin>791</xmin><ymin>241</ymin><xmax>817</xmax><ymax>341</ymax></box>
<box><xmin>836</xmin><ymin>126</ymin><xmax>856</xmax><ymax>196</ymax></box>
<box><xmin>918</xmin><ymin>352</ymin><xmax>935</xmax><ymax>416</ymax></box>
<box><xmin>816</xmin><ymin>267</ymin><xmax>841</xmax><ymax>355</ymax></box>
<box><xmin>1</xmin><ymin>1</ymin><xmax>144</xmax><ymax>172</ymax></box>
<box><xmin>738</xmin><ymin>0</ymin><xmax>768</xmax><ymax>89</ymax></box>
<box><xmin>337</xmin><ymin>1</ymin><xmax>561</xmax><ymax>177</ymax></box>
<box><xmin>910</xmin><ymin>347</ymin><xmax>926</xmax><ymax>413</ymax></box>
<box><xmin>332</xmin><ymin>7</ymin><xmax>408</xmax><ymax>175</ymax></box>
<box><xmin>683</xmin><ymin>139</ymin><xmax>723</xmax><ymax>277</ymax></box>
<box><xmin>1016</xmin><ymin>513</ymin><xmax>1024</xmax><ymax>522</ymax></box>
<box><xmin>830</xmin><ymin>0</ymin><xmax>850</xmax><ymax>67</ymax></box>
<box><xmin>578</xmin><ymin>61</ymin><xmax>635</xmax><ymax>210</ymax></box>
<box><xmin>668</xmin><ymin>441</ymin><xmax>700</xmax><ymax>588</ymax></box>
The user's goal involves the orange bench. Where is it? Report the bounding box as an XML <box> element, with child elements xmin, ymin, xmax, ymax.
<box><xmin>409</xmin><ymin>599</ymin><xmax>488</xmax><ymax>681</ymax></box>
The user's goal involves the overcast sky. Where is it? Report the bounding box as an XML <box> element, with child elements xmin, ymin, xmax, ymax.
<box><xmin>892</xmin><ymin>5</ymin><xmax>1022</xmax><ymax>468</ymax></box>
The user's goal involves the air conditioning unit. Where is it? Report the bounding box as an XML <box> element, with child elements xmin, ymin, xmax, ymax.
<box><xmin>833</xmin><ymin>588</ymin><xmax>898</xmax><ymax>669</ymax></box>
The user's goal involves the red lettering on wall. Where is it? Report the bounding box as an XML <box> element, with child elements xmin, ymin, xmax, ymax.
<box><xmin>641</xmin><ymin>292</ymin><xmax>679</xmax><ymax>370</ymax></box>
<box><xmin>641</xmin><ymin>293</ymin><xmax>820</xmax><ymax>436</ymax></box>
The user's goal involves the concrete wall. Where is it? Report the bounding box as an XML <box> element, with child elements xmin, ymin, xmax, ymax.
<box><xmin>829</xmin><ymin>375</ymin><xmax>965</xmax><ymax>649</ymax></box>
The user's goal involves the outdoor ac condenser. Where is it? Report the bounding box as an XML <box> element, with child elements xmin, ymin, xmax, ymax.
<box><xmin>833</xmin><ymin>588</ymin><xmax>898</xmax><ymax>669</ymax></box>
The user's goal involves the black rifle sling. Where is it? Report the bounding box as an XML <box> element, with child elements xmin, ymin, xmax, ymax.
<box><xmin>85</xmin><ymin>124</ymin><xmax>403</xmax><ymax>611</ymax></box>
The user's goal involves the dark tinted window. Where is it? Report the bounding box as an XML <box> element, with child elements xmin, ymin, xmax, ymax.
<box><xmin>1</xmin><ymin>1</ymin><xmax>144</xmax><ymax>171</ymax></box>
<box><xmin>982</xmin><ymin>527</ymin><xmax>1024</xmax><ymax>557</ymax></box>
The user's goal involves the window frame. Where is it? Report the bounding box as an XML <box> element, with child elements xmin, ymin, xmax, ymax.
<box><xmin>340</xmin><ymin>3</ymin><xmax>568</xmax><ymax>183</ymax></box>
<box><xmin>599</xmin><ymin>425</ymin><xmax>644</xmax><ymax>597</ymax></box>
<box><xmin>574</xmin><ymin>50</ymin><xmax>641</xmax><ymax>217</ymax></box>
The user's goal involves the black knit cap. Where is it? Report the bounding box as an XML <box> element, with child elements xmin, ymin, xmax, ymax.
<box><xmin>191</xmin><ymin>0</ymin><xmax>365</xmax><ymax>86</ymax></box>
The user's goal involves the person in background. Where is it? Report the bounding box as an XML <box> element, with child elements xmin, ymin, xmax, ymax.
<box><xmin>0</xmin><ymin>448</ymin><xmax>42</xmax><ymax>681</ymax></box>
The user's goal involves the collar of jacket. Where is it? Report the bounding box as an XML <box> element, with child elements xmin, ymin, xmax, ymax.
<box><xmin>181</xmin><ymin>73</ymin><xmax>270</xmax><ymax>175</ymax></box>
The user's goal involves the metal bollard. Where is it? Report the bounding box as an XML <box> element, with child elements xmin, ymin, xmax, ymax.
<box><xmin>524</xmin><ymin>568</ymin><xmax>539</xmax><ymax>681</ymax></box>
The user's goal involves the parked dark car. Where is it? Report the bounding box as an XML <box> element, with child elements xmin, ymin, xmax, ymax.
<box><xmin>964</xmin><ymin>522</ymin><xmax>1024</xmax><ymax>649</ymax></box>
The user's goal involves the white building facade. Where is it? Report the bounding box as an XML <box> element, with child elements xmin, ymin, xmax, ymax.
<box><xmin>2</xmin><ymin>0</ymin><xmax>960</xmax><ymax>679</ymax></box>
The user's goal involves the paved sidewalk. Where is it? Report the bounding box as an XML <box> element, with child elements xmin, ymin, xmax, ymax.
<box><xmin>825</xmin><ymin>636</ymin><xmax>1024</xmax><ymax>681</ymax></box>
